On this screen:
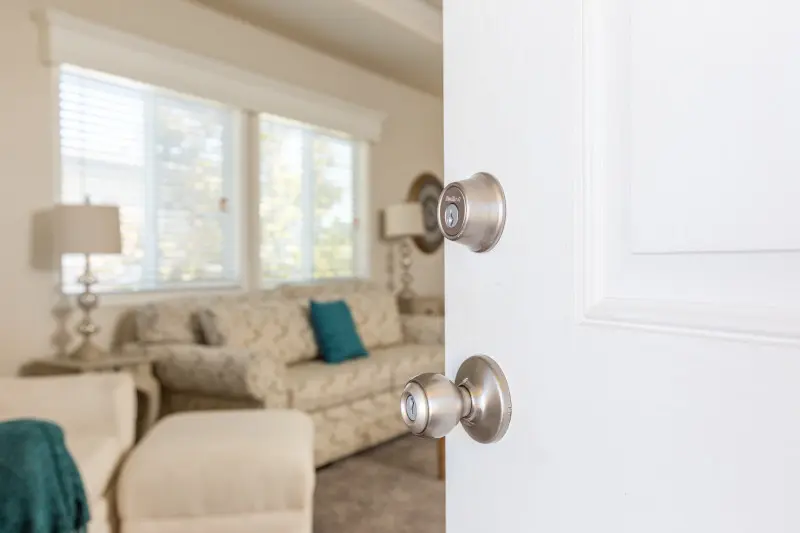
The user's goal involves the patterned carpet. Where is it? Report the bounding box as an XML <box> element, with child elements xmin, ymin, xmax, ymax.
<box><xmin>315</xmin><ymin>436</ymin><xmax>445</xmax><ymax>533</ymax></box>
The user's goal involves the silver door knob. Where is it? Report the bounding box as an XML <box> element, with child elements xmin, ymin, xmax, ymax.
<box><xmin>399</xmin><ymin>355</ymin><xmax>512</xmax><ymax>444</ymax></box>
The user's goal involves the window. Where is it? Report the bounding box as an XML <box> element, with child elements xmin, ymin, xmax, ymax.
<box><xmin>57</xmin><ymin>64</ymin><xmax>370</xmax><ymax>295</ymax></box>
<box><xmin>59</xmin><ymin>65</ymin><xmax>239</xmax><ymax>293</ymax></box>
<box><xmin>259</xmin><ymin>115</ymin><xmax>362</xmax><ymax>283</ymax></box>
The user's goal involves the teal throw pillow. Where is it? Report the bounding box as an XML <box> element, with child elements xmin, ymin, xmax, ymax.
<box><xmin>309</xmin><ymin>300</ymin><xmax>368</xmax><ymax>364</ymax></box>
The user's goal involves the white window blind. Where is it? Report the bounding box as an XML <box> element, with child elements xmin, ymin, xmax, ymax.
<box><xmin>59</xmin><ymin>65</ymin><xmax>240</xmax><ymax>293</ymax></box>
<box><xmin>259</xmin><ymin>114</ymin><xmax>362</xmax><ymax>283</ymax></box>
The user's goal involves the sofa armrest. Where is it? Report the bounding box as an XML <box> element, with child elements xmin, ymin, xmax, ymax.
<box><xmin>0</xmin><ymin>374</ymin><xmax>136</xmax><ymax>449</ymax></box>
<box><xmin>149</xmin><ymin>344</ymin><xmax>288</xmax><ymax>407</ymax></box>
<box><xmin>401</xmin><ymin>315</ymin><xmax>444</xmax><ymax>345</ymax></box>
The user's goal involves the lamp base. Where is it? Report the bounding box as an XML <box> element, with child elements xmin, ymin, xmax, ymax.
<box><xmin>68</xmin><ymin>339</ymin><xmax>107</xmax><ymax>361</ymax></box>
<box><xmin>397</xmin><ymin>238</ymin><xmax>417</xmax><ymax>310</ymax></box>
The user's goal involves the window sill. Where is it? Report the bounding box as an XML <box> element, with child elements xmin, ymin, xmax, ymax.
<box><xmin>61</xmin><ymin>276</ymin><xmax>373</xmax><ymax>308</ymax></box>
<box><xmin>260</xmin><ymin>275</ymin><xmax>369</xmax><ymax>290</ymax></box>
<box><xmin>62</xmin><ymin>283</ymin><xmax>246</xmax><ymax>308</ymax></box>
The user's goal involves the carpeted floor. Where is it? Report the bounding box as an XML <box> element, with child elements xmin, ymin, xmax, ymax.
<box><xmin>314</xmin><ymin>436</ymin><xmax>445</xmax><ymax>533</ymax></box>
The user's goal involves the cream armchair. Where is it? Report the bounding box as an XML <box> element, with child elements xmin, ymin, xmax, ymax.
<box><xmin>0</xmin><ymin>374</ymin><xmax>136</xmax><ymax>533</ymax></box>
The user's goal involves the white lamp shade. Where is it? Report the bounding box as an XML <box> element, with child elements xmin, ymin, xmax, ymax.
<box><xmin>53</xmin><ymin>204</ymin><xmax>122</xmax><ymax>255</ymax></box>
<box><xmin>383</xmin><ymin>203</ymin><xmax>424</xmax><ymax>239</ymax></box>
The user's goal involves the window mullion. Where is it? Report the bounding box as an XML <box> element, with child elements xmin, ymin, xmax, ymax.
<box><xmin>220</xmin><ymin>110</ymin><xmax>236</xmax><ymax>282</ymax></box>
<box><xmin>246</xmin><ymin>112</ymin><xmax>262</xmax><ymax>290</ymax></box>
<box><xmin>301</xmin><ymin>129</ymin><xmax>316</xmax><ymax>280</ymax></box>
<box><xmin>143</xmin><ymin>90</ymin><xmax>159</xmax><ymax>290</ymax></box>
<box><xmin>353</xmin><ymin>141</ymin><xmax>367</xmax><ymax>278</ymax></box>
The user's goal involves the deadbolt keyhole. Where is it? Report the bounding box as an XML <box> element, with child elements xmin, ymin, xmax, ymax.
<box><xmin>444</xmin><ymin>203</ymin><xmax>459</xmax><ymax>228</ymax></box>
<box><xmin>405</xmin><ymin>395</ymin><xmax>417</xmax><ymax>421</ymax></box>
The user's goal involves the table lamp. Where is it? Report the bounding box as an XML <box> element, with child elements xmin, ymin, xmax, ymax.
<box><xmin>383</xmin><ymin>203</ymin><xmax>424</xmax><ymax>313</ymax></box>
<box><xmin>54</xmin><ymin>203</ymin><xmax>122</xmax><ymax>360</ymax></box>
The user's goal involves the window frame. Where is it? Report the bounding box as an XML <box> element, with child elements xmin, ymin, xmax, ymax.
<box><xmin>256</xmin><ymin>113</ymin><xmax>371</xmax><ymax>286</ymax></box>
<box><xmin>55</xmin><ymin>66</ymin><xmax>247</xmax><ymax>297</ymax></box>
<box><xmin>41</xmin><ymin>10</ymin><xmax>383</xmax><ymax>303</ymax></box>
<box><xmin>52</xmin><ymin>69</ymin><xmax>371</xmax><ymax>303</ymax></box>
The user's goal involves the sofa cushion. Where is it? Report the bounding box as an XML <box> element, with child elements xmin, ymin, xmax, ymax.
<box><xmin>346</xmin><ymin>291</ymin><xmax>404</xmax><ymax>349</ymax></box>
<box><xmin>67</xmin><ymin>434</ymin><xmax>121</xmax><ymax>503</ymax></box>
<box><xmin>297</xmin><ymin>291</ymin><xmax>402</xmax><ymax>350</ymax></box>
<box><xmin>286</xmin><ymin>354</ymin><xmax>393</xmax><ymax>411</ymax></box>
<box><xmin>401</xmin><ymin>315</ymin><xmax>445</xmax><ymax>345</ymax></box>
<box><xmin>285</xmin><ymin>343</ymin><xmax>444</xmax><ymax>412</ymax></box>
<box><xmin>152</xmin><ymin>344</ymin><xmax>288</xmax><ymax>406</ymax></box>
<box><xmin>373</xmin><ymin>343</ymin><xmax>445</xmax><ymax>389</ymax></box>
<box><xmin>136</xmin><ymin>294</ymin><xmax>253</xmax><ymax>344</ymax></box>
<box><xmin>201</xmin><ymin>299</ymin><xmax>317</xmax><ymax>364</ymax></box>
<box><xmin>279</xmin><ymin>281</ymin><xmax>404</xmax><ymax>350</ymax></box>
<box><xmin>136</xmin><ymin>301</ymin><xmax>200</xmax><ymax>344</ymax></box>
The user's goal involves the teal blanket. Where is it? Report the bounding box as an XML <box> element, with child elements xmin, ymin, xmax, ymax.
<box><xmin>0</xmin><ymin>419</ymin><xmax>90</xmax><ymax>533</ymax></box>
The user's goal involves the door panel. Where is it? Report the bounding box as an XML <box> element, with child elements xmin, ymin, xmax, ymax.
<box><xmin>629</xmin><ymin>0</ymin><xmax>800</xmax><ymax>254</ymax></box>
<box><xmin>582</xmin><ymin>0</ymin><xmax>800</xmax><ymax>341</ymax></box>
<box><xmin>446</xmin><ymin>1</ymin><xmax>800</xmax><ymax>532</ymax></box>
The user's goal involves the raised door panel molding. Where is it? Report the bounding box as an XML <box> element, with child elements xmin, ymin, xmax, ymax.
<box><xmin>578</xmin><ymin>0</ymin><xmax>800</xmax><ymax>344</ymax></box>
<box><xmin>584</xmin><ymin>298</ymin><xmax>800</xmax><ymax>347</ymax></box>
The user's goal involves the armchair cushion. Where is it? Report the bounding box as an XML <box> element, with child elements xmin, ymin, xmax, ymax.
<box><xmin>0</xmin><ymin>374</ymin><xmax>136</xmax><ymax>516</ymax></box>
<box><xmin>68</xmin><ymin>435</ymin><xmax>120</xmax><ymax>503</ymax></box>
<box><xmin>0</xmin><ymin>374</ymin><xmax>136</xmax><ymax>450</ymax></box>
<box><xmin>151</xmin><ymin>344</ymin><xmax>288</xmax><ymax>407</ymax></box>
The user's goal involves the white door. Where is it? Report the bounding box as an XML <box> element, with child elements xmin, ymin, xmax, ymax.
<box><xmin>444</xmin><ymin>1</ymin><xmax>800</xmax><ymax>531</ymax></box>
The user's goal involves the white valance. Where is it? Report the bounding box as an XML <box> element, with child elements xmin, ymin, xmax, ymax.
<box><xmin>34</xmin><ymin>10</ymin><xmax>386</xmax><ymax>142</ymax></box>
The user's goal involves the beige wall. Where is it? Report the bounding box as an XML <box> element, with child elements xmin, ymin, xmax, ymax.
<box><xmin>0</xmin><ymin>0</ymin><xmax>443</xmax><ymax>374</ymax></box>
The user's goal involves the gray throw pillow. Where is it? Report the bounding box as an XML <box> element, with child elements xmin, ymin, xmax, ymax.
<box><xmin>196</xmin><ymin>308</ymin><xmax>226</xmax><ymax>346</ymax></box>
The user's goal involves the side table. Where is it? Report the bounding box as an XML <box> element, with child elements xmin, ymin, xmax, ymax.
<box><xmin>33</xmin><ymin>352</ymin><xmax>162</xmax><ymax>439</ymax></box>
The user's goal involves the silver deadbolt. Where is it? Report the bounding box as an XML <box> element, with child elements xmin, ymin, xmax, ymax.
<box><xmin>437</xmin><ymin>172</ymin><xmax>506</xmax><ymax>252</ymax></box>
<box><xmin>400</xmin><ymin>355</ymin><xmax>512</xmax><ymax>443</ymax></box>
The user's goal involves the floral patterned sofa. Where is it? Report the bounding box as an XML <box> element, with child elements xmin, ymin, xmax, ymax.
<box><xmin>131</xmin><ymin>281</ymin><xmax>443</xmax><ymax>466</ymax></box>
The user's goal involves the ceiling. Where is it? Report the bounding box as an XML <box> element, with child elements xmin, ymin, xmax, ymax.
<box><xmin>196</xmin><ymin>0</ymin><xmax>443</xmax><ymax>96</ymax></box>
